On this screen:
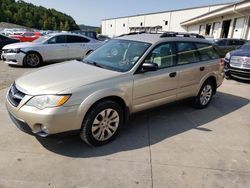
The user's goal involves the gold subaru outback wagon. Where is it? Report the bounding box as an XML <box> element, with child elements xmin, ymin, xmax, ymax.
<box><xmin>6</xmin><ymin>32</ymin><xmax>224</xmax><ymax>146</ymax></box>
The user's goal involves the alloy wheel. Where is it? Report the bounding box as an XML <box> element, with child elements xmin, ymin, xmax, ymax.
<box><xmin>91</xmin><ymin>108</ymin><xmax>120</xmax><ymax>141</ymax></box>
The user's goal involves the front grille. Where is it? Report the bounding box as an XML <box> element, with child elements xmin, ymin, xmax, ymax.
<box><xmin>230</xmin><ymin>56</ymin><xmax>250</xmax><ymax>70</ymax></box>
<box><xmin>8</xmin><ymin>84</ymin><xmax>26</xmax><ymax>107</ymax></box>
<box><xmin>1</xmin><ymin>49</ymin><xmax>8</xmax><ymax>53</ymax></box>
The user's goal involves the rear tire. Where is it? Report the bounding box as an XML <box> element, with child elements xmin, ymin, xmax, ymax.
<box><xmin>80</xmin><ymin>100</ymin><xmax>124</xmax><ymax>146</ymax></box>
<box><xmin>193</xmin><ymin>80</ymin><xmax>214</xmax><ymax>109</ymax></box>
<box><xmin>23</xmin><ymin>52</ymin><xmax>42</xmax><ymax>67</ymax></box>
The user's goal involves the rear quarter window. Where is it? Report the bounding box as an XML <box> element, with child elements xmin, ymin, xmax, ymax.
<box><xmin>195</xmin><ymin>43</ymin><xmax>220</xmax><ymax>61</ymax></box>
<box><xmin>67</xmin><ymin>35</ymin><xmax>90</xmax><ymax>43</ymax></box>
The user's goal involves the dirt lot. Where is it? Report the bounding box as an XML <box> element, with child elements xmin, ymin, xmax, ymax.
<box><xmin>0</xmin><ymin>61</ymin><xmax>250</xmax><ymax>188</ymax></box>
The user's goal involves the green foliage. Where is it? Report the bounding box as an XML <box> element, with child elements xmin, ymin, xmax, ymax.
<box><xmin>0</xmin><ymin>0</ymin><xmax>79</xmax><ymax>30</ymax></box>
<box><xmin>96</xmin><ymin>27</ymin><xmax>101</xmax><ymax>34</ymax></box>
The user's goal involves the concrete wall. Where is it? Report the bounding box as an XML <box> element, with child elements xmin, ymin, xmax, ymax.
<box><xmin>102</xmin><ymin>4</ymin><xmax>228</xmax><ymax>37</ymax></box>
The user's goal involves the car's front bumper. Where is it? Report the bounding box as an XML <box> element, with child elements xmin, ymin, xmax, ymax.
<box><xmin>1</xmin><ymin>52</ymin><xmax>26</xmax><ymax>66</ymax></box>
<box><xmin>225</xmin><ymin>65</ymin><xmax>250</xmax><ymax>80</ymax></box>
<box><xmin>6</xmin><ymin>92</ymin><xmax>82</xmax><ymax>137</ymax></box>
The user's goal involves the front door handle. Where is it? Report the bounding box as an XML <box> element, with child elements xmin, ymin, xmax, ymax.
<box><xmin>169</xmin><ymin>72</ymin><xmax>177</xmax><ymax>78</ymax></box>
<box><xmin>200</xmin><ymin>67</ymin><xmax>205</xmax><ymax>71</ymax></box>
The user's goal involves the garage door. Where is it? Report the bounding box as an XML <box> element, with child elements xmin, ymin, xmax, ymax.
<box><xmin>233</xmin><ymin>17</ymin><xmax>245</xmax><ymax>39</ymax></box>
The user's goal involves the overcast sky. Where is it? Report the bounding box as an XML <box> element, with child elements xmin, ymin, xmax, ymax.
<box><xmin>23</xmin><ymin>0</ymin><xmax>235</xmax><ymax>26</ymax></box>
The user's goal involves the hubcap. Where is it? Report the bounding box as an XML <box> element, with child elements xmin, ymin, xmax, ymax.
<box><xmin>200</xmin><ymin>84</ymin><xmax>212</xmax><ymax>106</ymax></box>
<box><xmin>91</xmin><ymin>108</ymin><xmax>119</xmax><ymax>141</ymax></box>
<box><xmin>26</xmin><ymin>54</ymin><xmax>40</xmax><ymax>66</ymax></box>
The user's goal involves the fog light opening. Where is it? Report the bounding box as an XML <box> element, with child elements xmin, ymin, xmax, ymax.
<box><xmin>40</xmin><ymin>125</ymin><xmax>49</xmax><ymax>134</ymax></box>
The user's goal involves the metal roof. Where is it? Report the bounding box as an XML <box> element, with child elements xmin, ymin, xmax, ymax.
<box><xmin>102</xmin><ymin>2</ymin><xmax>234</xmax><ymax>21</ymax></box>
<box><xmin>181</xmin><ymin>0</ymin><xmax>250</xmax><ymax>26</ymax></box>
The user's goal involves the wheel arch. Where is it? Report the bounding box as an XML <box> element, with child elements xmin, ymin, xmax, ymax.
<box><xmin>23</xmin><ymin>50</ymin><xmax>43</xmax><ymax>65</ymax></box>
<box><xmin>197</xmin><ymin>73</ymin><xmax>218</xmax><ymax>96</ymax></box>
<box><xmin>84</xmin><ymin>95</ymin><xmax>130</xmax><ymax>124</ymax></box>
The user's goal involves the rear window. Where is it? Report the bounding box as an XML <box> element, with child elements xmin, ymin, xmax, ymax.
<box><xmin>228</xmin><ymin>40</ymin><xmax>239</xmax><ymax>46</ymax></box>
<box><xmin>195</xmin><ymin>43</ymin><xmax>220</xmax><ymax>61</ymax></box>
<box><xmin>23</xmin><ymin>33</ymin><xmax>35</xmax><ymax>37</ymax></box>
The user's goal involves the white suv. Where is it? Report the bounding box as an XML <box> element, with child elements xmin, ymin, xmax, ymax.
<box><xmin>1</xmin><ymin>33</ymin><xmax>102</xmax><ymax>67</ymax></box>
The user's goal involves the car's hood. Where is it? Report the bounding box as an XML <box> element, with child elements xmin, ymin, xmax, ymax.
<box><xmin>230</xmin><ymin>49</ymin><xmax>250</xmax><ymax>57</ymax></box>
<box><xmin>3</xmin><ymin>42</ymin><xmax>40</xmax><ymax>49</ymax></box>
<box><xmin>15</xmin><ymin>60</ymin><xmax>122</xmax><ymax>95</ymax></box>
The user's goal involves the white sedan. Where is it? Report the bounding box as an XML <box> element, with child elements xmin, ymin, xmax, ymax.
<box><xmin>1</xmin><ymin>33</ymin><xmax>102</xmax><ymax>67</ymax></box>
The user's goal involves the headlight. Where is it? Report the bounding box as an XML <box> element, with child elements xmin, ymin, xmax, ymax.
<box><xmin>26</xmin><ymin>95</ymin><xmax>70</xmax><ymax>110</ymax></box>
<box><xmin>7</xmin><ymin>48</ymin><xmax>21</xmax><ymax>53</ymax></box>
<box><xmin>225</xmin><ymin>53</ymin><xmax>231</xmax><ymax>61</ymax></box>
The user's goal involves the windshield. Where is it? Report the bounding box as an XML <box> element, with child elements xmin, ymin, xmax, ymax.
<box><xmin>84</xmin><ymin>39</ymin><xmax>151</xmax><ymax>72</ymax></box>
<box><xmin>33</xmin><ymin>34</ymin><xmax>54</xmax><ymax>43</ymax></box>
<box><xmin>240</xmin><ymin>42</ymin><xmax>250</xmax><ymax>50</ymax></box>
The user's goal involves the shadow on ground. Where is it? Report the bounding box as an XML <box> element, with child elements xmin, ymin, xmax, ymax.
<box><xmin>36</xmin><ymin>92</ymin><xmax>249</xmax><ymax>158</ymax></box>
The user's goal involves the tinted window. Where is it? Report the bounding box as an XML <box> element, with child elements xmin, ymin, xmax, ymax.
<box><xmin>228</xmin><ymin>40</ymin><xmax>239</xmax><ymax>46</ymax></box>
<box><xmin>145</xmin><ymin>43</ymin><xmax>176</xmax><ymax>69</ymax></box>
<box><xmin>177</xmin><ymin>42</ymin><xmax>199</xmax><ymax>65</ymax></box>
<box><xmin>239</xmin><ymin>40</ymin><xmax>245</xmax><ymax>45</ymax></box>
<box><xmin>195</xmin><ymin>43</ymin><xmax>219</xmax><ymax>61</ymax></box>
<box><xmin>67</xmin><ymin>35</ymin><xmax>90</xmax><ymax>43</ymax></box>
<box><xmin>48</xmin><ymin>35</ymin><xmax>66</xmax><ymax>44</ymax></box>
<box><xmin>215</xmin><ymin>40</ymin><xmax>227</xmax><ymax>46</ymax></box>
<box><xmin>0</xmin><ymin>35</ymin><xmax>8</xmax><ymax>40</ymax></box>
<box><xmin>23</xmin><ymin>33</ymin><xmax>35</xmax><ymax>37</ymax></box>
<box><xmin>240</xmin><ymin>42</ymin><xmax>250</xmax><ymax>50</ymax></box>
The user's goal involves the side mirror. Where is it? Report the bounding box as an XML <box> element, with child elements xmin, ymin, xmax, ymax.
<box><xmin>140</xmin><ymin>62</ymin><xmax>158</xmax><ymax>72</ymax></box>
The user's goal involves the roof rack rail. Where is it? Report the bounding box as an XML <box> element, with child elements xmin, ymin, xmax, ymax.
<box><xmin>118</xmin><ymin>31</ymin><xmax>165</xmax><ymax>37</ymax></box>
<box><xmin>160</xmin><ymin>32</ymin><xmax>205</xmax><ymax>39</ymax></box>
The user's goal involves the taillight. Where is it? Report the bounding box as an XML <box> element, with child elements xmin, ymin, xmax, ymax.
<box><xmin>220</xmin><ymin>58</ymin><xmax>225</xmax><ymax>66</ymax></box>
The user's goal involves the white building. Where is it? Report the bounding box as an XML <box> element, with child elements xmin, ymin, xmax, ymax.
<box><xmin>101</xmin><ymin>1</ymin><xmax>250</xmax><ymax>40</ymax></box>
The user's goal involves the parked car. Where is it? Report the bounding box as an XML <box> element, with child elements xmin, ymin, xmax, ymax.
<box><xmin>0</xmin><ymin>34</ymin><xmax>19</xmax><ymax>54</ymax></box>
<box><xmin>224</xmin><ymin>41</ymin><xmax>250</xmax><ymax>80</ymax></box>
<box><xmin>213</xmin><ymin>38</ymin><xmax>246</xmax><ymax>56</ymax></box>
<box><xmin>71</xmin><ymin>30</ymin><xmax>98</xmax><ymax>40</ymax></box>
<box><xmin>6</xmin><ymin>32</ymin><xmax>224</xmax><ymax>146</ymax></box>
<box><xmin>97</xmin><ymin>34</ymin><xmax>111</xmax><ymax>41</ymax></box>
<box><xmin>1</xmin><ymin>33</ymin><xmax>102</xmax><ymax>67</ymax></box>
<box><xmin>9</xmin><ymin>32</ymin><xmax>41</xmax><ymax>42</ymax></box>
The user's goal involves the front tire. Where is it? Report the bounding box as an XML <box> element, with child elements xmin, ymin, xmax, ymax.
<box><xmin>23</xmin><ymin>52</ymin><xmax>42</xmax><ymax>67</ymax></box>
<box><xmin>80</xmin><ymin>100</ymin><xmax>124</xmax><ymax>146</ymax></box>
<box><xmin>194</xmin><ymin>80</ymin><xmax>214</xmax><ymax>109</ymax></box>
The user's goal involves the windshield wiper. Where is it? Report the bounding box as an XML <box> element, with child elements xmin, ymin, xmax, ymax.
<box><xmin>84</xmin><ymin>60</ymin><xmax>104</xmax><ymax>69</ymax></box>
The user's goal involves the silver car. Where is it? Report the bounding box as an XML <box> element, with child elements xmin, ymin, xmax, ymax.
<box><xmin>1</xmin><ymin>33</ymin><xmax>102</xmax><ymax>67</ymax></box>
<box><xmin>6</xmin><ymin>32</ymin><xmax>224</xmax><ymax>146</ymax></box>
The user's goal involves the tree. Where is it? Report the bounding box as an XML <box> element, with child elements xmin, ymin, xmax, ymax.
<box><xmin>0</xmin><ymin>0</ymin><xmax>79</xmax><ymax>30</ymax></box>
<box><xmin>63</xmin><ymin>21</ymin><xmax>70</xmax><ymax>31</ymax></box>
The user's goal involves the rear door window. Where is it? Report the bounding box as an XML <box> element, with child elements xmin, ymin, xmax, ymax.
<box><xmin>48</xmin><ymin>35</ymin><xmax>66</xmax><ymax>44</ymax></box>
<box><xmin>195</xmin><ymin>43</ymin><xmax>220</xmax><ymax>61</ymax></box>
<box><xmin>176</xmin><ymin>42</ymin><xmax>199</xmax><ymax>65</ymax></box>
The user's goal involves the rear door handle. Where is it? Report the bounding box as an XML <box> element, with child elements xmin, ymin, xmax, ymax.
<box><xmin>169</xmin><ymin>72</ymin><xmax>177</xmax><ymax>78</ymax></box>
<box><xmin>200</xmin><ymin>67</ymin><xmax>205</xmax><ymax>71</ymax></box>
